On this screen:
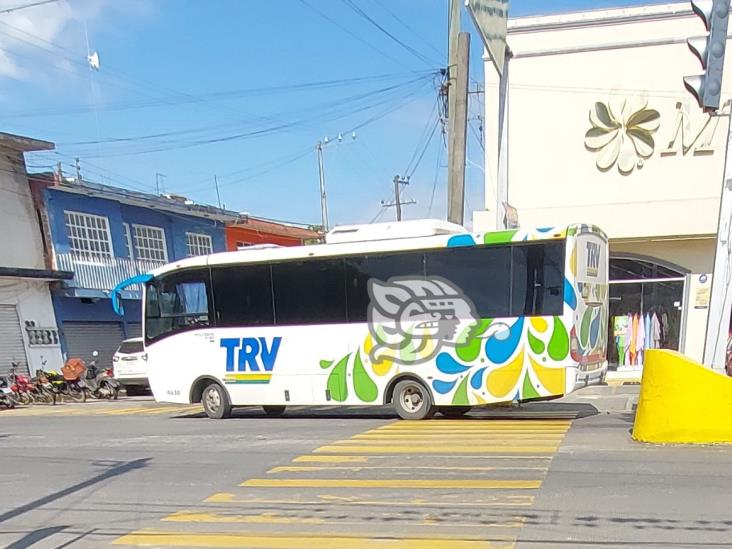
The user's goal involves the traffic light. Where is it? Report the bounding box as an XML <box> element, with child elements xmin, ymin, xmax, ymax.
<box><xmin>684</xmin><ymin>0</ymin><xmax>731</xmax><ymax>111</ymax></box>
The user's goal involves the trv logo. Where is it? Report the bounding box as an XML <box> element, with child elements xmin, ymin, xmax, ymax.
<box><xmin>586</xmin><ymin>242</ymin><xmax>600</xmax><ymax>277</ymax></box>
<box><xmin>220</xmin><ymin>337</ymin><xmax>282</xmax><ymax>372</ymax></box>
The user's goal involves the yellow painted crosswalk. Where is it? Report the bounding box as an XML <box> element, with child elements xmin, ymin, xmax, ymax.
<box><xmin>0</xmin><ymin>403</ymin><xmax>203</xmax><ymax>417</ymax></box>
<box><xmin>113</xmin><ymin>416</ymin><xmax>572</xmax><ymax>548</ymax></box>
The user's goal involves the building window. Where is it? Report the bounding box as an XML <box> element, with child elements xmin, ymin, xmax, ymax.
<box><xmin>132</xmin><ymin>224</ymin><xmax>168</xmax><ymax>262</ymax></box>
<box><xmin>123</xmin><ymin>223</ymin><xmax>134</xmax><ymax>259</ymax></box>
<box><xmin>186</xmin><ymin>233</ymin><xmax>213</xmax><ymax>256</ymax></box>
<box><xmin>64</xmin><ymin>211</ymin><xmax>113</xmax><ymax>260</ymax></box>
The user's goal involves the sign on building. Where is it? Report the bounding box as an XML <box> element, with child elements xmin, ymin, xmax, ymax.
<box><xmin>466</xmin><ymin>0</ymin><xmax>510</xmax><ymax>75</ymax></box>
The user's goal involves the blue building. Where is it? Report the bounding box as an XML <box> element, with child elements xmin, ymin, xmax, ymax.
<box><xmin>29</xmin><ymin>173</ymin><xmax>239</xmax><ymax>366</ymax></box>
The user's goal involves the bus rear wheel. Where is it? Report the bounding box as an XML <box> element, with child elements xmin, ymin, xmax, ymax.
<box><xmin>393</xmin><ymin>379</ymin><xmax>434</xmax><ymax>420</ymax></box>
<box><xmin>439</xmin><ymin>406</ymin><xmax>472</xmax><ymax>418</ymax></box>
<box><xmin>202</xmin><ymin>383</ymin><xmax>231</xmax><ymax>419</ymax></box>
<box><xmin>263</xmin><ymin>405</ymin><xmax>286</xmax><ymax>417</ymax></box>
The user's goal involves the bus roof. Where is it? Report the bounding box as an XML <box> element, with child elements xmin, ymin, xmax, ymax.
<box><xmin>149</xmin><ymin>221</ymin><xmax>605</xmax><ymax>277</ymax></box>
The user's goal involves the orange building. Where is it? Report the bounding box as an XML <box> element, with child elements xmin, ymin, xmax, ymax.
<box><xmin>225</xmin><ymin>216</ymin><xmax>321</xmax><ymax>249</ymax></box>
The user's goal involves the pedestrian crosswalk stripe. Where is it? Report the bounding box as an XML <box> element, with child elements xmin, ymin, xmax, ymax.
<box><xmin>315</xmin><ymin>444</ymin><xmax>559</xmax><ymax>454</ymax></box>
<box><xmin>203</xmin><ymin>493</ymin><xmax>536</xmax><ymax>507</ymax></box>
<box><xmin>292</xmin><ymin>455</ymin><xmax>370</xmax><ymax>463</ymax></box>
<box><xmin>241</xmin><ymin>478</ymin><xmax>542</xmax><ymax>489</ymax></box>
<box><xmin>268</xmin><ymin>465</ymin><xmax>549</xmax><ymax>473</ymax></box>
<box><xmin>113</xmin><ymin>530</ymin><xmax>516</xmax><ymax>548</ymax></box>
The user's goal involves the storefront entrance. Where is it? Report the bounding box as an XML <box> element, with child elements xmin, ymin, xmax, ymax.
<box><xmin>607</xmin><ymin>257</ymin><xmax>686</xmax><ymax>372</ymax></box>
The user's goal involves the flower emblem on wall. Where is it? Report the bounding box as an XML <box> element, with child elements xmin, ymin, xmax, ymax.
<box><xmin>584</xmin><ymin>95</ymin><xmax>660</xmax><ymax>174</ymax></box>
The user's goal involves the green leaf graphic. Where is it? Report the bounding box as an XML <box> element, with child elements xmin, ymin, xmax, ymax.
<box><xmin>522</xmin><ymin>372</ymin><xmax>540</xmax><ymax>399</ymax></box>
<box><xmin>580</xmin><ymin>309</ymin><xmax>591</xmax><ymax>347</ymax></box>
<box><xmin>327</xmin><ymin>354</ymin><xmax>350</xmax><ymax>402</ymax></box>
<box><xmin>548</xmin><ymin>317</ymin><xmax>570</xmax><ymax>361</ymax></box>
<box><xmin>528</xmin><ymin>331</ymin><xmax>545</xmax><ymax>355</ymax></box>
<box><xmin>456</xmin><ymin>318</ymin><xmax>492</xmax><ymax>362</ymax></box>
<box><xmin>452</xmin><ymin>375</ymin><xmax>470</xmax><ymax>405</ymax></box>
<box><xmin>319</xmin><ymin>359</ymin><xmax>333</xmax><ymax>370</ymax></box>
<box><xmin>353</xmin><ymin>351</ymin><xmax>378</xmax><ymax>402</ymax></box>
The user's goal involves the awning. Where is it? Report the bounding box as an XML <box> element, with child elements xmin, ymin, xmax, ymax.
<box><xmin>0</xmin><ymin>267</ymin><xmax>74</xmax><ymax>281</ymax></box>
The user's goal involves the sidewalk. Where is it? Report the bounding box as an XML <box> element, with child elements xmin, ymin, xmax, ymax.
<box><xmin>558</xmin><ymin>382</ymin><xmax>640</xmax><ymax>414</ymax></box>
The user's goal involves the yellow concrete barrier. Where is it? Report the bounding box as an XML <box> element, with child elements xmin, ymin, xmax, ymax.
<box><xmin>632</xmin><ymin>349</ymin><xmax>732</xmax><ymax>444</ymax></box>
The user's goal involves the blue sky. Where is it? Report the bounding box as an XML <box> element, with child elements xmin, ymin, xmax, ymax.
<box><xmin>2</xmin><ymin>0</ymin><xmax>657</xmax><ymax>227</ymax></box>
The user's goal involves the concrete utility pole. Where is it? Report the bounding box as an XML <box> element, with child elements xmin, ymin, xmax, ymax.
<box><xmin>74</xmin><ymin>157</ymin><xmax>82</xmax><ymax>183</ymax></box>
<box><xmin>703</xmin><ymin>109</ymin><xmax>732</xmax><ymax>372</ymax></box>
<box><xmin>214</xmin><ymin>174</ymin><xmax>222</xmax><ymax>210</ymax></box>
<box><xmin>316</xmin><ymin>141</ymin><xmax>329</xmax><ymax>231</ymax></box>
<box><xmin>381</xmin><ymin>175</ymin><xmax>415</xmax><ymax>221</ymax></box>
<box><xmin>447</xmin><ymin>10</ymin><xmax>470</xmax><ymax>227</ymax></box>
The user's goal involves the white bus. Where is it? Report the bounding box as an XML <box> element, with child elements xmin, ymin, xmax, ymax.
<box><xmin>120</xmin><ymin>220</ymin><xmax>608</xmax><ymax>420</ymax></box>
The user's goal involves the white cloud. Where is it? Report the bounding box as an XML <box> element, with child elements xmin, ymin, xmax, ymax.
<box><xmin>0</xmin><ymin>0</ymin><xmax>110</xmax><ymax>79</ymax></box>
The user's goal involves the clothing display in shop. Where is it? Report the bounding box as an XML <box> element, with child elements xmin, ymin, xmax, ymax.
<box><xmin>612</xmin><ymin>310</ymin><xmax>666</xmax><ymax>367</ymax></box>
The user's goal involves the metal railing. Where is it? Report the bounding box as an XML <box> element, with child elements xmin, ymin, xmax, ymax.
<box><xmin>55</xmin><ymin>252</ymin><xmax>164</xmax><ymax>292</ymax></box>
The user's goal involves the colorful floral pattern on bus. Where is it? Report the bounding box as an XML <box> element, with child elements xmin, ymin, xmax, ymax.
<box><xmin>318</xmin><ymin>226</ymin><xmax>607</xmax><ymax>405</ymax></box>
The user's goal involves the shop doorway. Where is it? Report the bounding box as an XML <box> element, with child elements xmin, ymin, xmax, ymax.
<box><xmin>607</xmin><ymin>257</ymin><xmax>686</xmax><ymax>371</ymax></box>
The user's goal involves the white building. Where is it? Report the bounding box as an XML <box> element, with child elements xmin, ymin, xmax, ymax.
<box><xmin>476</xmin><ymin>3</ymin><xmax>731</xmax><ymax>374</ymax></box>
<box><xmin>0</xmin><ymin>132</ymin><xmax>67</xmax><ymax>377</ymax></box>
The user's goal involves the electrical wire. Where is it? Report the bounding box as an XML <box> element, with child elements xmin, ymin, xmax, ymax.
<box><xmin>369</xmin><ymin>0</ymin><xmax>445</xmax><ymax>60</ymax></box>
<box><xmin>0</xmin><ymin>0</ymin><xmax>58</xmax><ymax>15</ymax></box>
<box><xmin>341</xmin><ymin>0</ymin><xmax>439</xmax><ymax>68</ymax></box>
<box><xmin>427</xmin><ymin>139</ymin><xmax>444</xmax><ymax>217</ymax></box>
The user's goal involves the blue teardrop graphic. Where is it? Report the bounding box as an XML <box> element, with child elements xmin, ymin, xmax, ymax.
<box><xmin>432</xmin><ymin>379</ymin><xmax>457</xmax><ymax>394</ymax></box>
<box><xmin>470</xmin><ymin>367</ymin><xmax>487</xmax><ymax>389</ymax></box>
<box><xmin>485</xmin><ymin>318</ymin><xmax>524</xmax><ymax>364</ymax></box>
<box><xmin>447</xmin><ymin>234</ymin><xmax>476</xmax><ymax>247</ymax></box>
<box><xmin>564</xmin><ymin>278</ymin><xmax>577</xmax><ymax>310</ymax></box>
<box><xmin>436</xmin><ymin>353</ymin><xmax>471</xmax><ymax>375</ymax></box>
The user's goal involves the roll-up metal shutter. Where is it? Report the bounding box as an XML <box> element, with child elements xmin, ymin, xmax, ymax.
<box><xmin>0</xmin><ymin>305</ymin><xmax>28</xmax><ymax>377</ymax></box>
<box><xmin>63</xmin><ymin>322</ymin><xmax>125</xmax><ymax>369</ymax></box>
<box><xmin>126</xmin><ymin>323</ymin><xmax>142</xmax><ymax>339</ymax></box>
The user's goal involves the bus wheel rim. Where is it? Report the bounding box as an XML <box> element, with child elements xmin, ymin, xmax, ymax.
<box><xmin>205</xmin><ymin>388</ymin><xmax>220</xmax><ymax>412</ymax></box>
<box><xmin>402</xmin><ymin>386</ymin><xmax>423</xmax><ymax>412</ymax></box>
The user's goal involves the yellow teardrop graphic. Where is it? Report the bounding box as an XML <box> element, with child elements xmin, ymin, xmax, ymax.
<box><xmin>486</xmin><ymin>350</ymin><xmax>524</xmax><ymax>399</ymax></box>
<box><xmin>530</xmin><ymin>317</ymin><xmax>548</xmax><ymax>333</ymax></box>
<box><xmin>528</xmin><ymin>355</ymin><xmax>566</xmax><ymax>395</ymax></box>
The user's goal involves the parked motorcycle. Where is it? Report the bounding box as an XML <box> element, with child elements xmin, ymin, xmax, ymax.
<box><xmin>8</xmin><ymin>362</ymin><xmax>55</xmax><ymax>405</ymax></box>
<box><xmin>84</xmin><ymin>351</ymin><xmax>121</xmax><ymax>400</ymax></box>
<box><xmin>0</xmin><ymin>376</ymin><xmax>16</xmax><ymax>408</ymax></box>
<box><xmin>59</xmin><ymin>358</ymin><xmax>87</xmax><ymax>402</ymax></box>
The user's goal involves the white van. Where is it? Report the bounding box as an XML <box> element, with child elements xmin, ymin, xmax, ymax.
<box><xmin>112</xmin><ymin>338</ymin><xmax>149</xmax><ymax>395</ymax></box>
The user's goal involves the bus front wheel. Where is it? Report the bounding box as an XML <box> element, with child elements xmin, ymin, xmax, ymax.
<box><xmin>263</xmin><ymin>405</ymin><xmax>286</xmax><ymax>417</ymax></box>
<box><xmin>202</xmin><ymin>383</ymin><xmax>232</xmax><ymax>419</ymax></box>
<box><xmin>393</xmin><ymin>379</ymin><xmax>435</xmax><ymax>420</ymax></box>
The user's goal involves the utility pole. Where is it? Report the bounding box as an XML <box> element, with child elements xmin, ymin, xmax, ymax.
<box><xmin>214</xmin><ymin>174</ymin><xmax>222</xmax><ymax>209</ymax></box>
<box><xmin>382</xmin><ymin>175</ymin><xmax>415</xmax><ymax>220</ymax></box>
<box><xmin>316</xmin><ymin>141</ymin><xmax>329</xmax><ymax>231</ymax></box>
<box><xmin>447</xmin><ymin>0</ymin><xmax>470</xmax><ymax>226</ymax></box>
<box><xmin>155</xmin><ymin>173</ymin><xmax>166</xmax><ymax>195</ymax></box>
<box><xmin>74</xmin><ymin>157</ymin><xmax>82</xmax><ymax>183</ymax></box>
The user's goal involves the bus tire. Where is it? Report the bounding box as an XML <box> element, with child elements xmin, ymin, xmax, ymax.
<box><xmin>263</xmin><ymin>405</ymin><xmax>286</xmax><ymax>417</ymax></box>
<box><xmin>393</xmin><ymin>379</ymin><xmax>434</xmax><ymax>420</ymax></box>
<box><xmin>439</xmin><ymin>406</ymin><xmax>472</xmax><ymax>418</ymax></box>
<box><xmin>202</xmin><ymin>382</ymin><xmax>231</xmax><ymax>419</ymax></box>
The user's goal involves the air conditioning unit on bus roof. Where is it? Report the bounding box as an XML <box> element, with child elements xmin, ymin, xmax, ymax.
<box><xmin>325</xmin><ymin>219</ymin><xmax>466</xmax><ymax>244</ymax></box>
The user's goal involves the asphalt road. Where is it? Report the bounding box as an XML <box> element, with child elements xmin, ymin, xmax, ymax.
<box><xmin>0</xmin><ymin>396</ymin><xmax>730</xmax><ymax>549</ymax></box>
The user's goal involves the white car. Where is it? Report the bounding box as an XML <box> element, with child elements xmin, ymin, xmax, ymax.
<box><xmin>112</xmin><ymin>338</ymin><xmax>149</xmax><ymax>394</ymax></box>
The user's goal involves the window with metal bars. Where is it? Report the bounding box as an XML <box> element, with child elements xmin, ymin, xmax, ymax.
<box><xmin>186</xmin><ymin>232</ymin><xmax>213</xmax><ymax>257</ymax></box>
<box><xmin>63</xmin><ymin>211</ymin><xmax>113</xmax><ymax>261</ymax></box>
<box><xmin>132</xmin><ymin>224</ymin><xmax>168</xmax><ymax>262</ymax></box>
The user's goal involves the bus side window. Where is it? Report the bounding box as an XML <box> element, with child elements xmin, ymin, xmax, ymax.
<box><xmin>511</xmin><ymin>242</ymin><xmax>564</xmax><ymax>316</ymax></box>
<box><xmin>425</xmin><ymin>246</ymin><xmax>511</xmax><ymax>319</ymax></box>
<box><xmin>271</xmin><ymin>259</ymin><xmax>347</xmax><ymax>325</ymax></box>
<box><xmin>211</xmin><ymin>264</ymin><xmax>275</xmax><ymax>327</ymax></box>
<box><xmin>345</xmin><ymin>252</ymin><xmax>426</xmax><ymax>322</ymax></box>
<box><xmin>145</xmin><ymin>269</ymin><xmax>211</xmax><ymax>342</ymax></box>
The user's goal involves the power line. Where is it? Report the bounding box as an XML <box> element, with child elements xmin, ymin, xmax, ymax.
<box><xmin>298</xmin><ymin>0</ymin><xmax>421</xmax><ymax>71</ymax></box>
<box><xmin>369</xmin><ymin>0</ymin><xmax>445</xmax><ymax>60</ymax></box>
<box><xmin>0</xmin><ymin>0</ymin><xmax>58</xmax><ymax>15</ymax></box>
<box><xmin>427</xmin><ymin>139</ymin><xmax>444</xmax><ymax>217</ymax></box>
<box><xmin>341</xmin><ymin>0</ymin><xmax>440</xmax><ymax>68</ymax></box>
